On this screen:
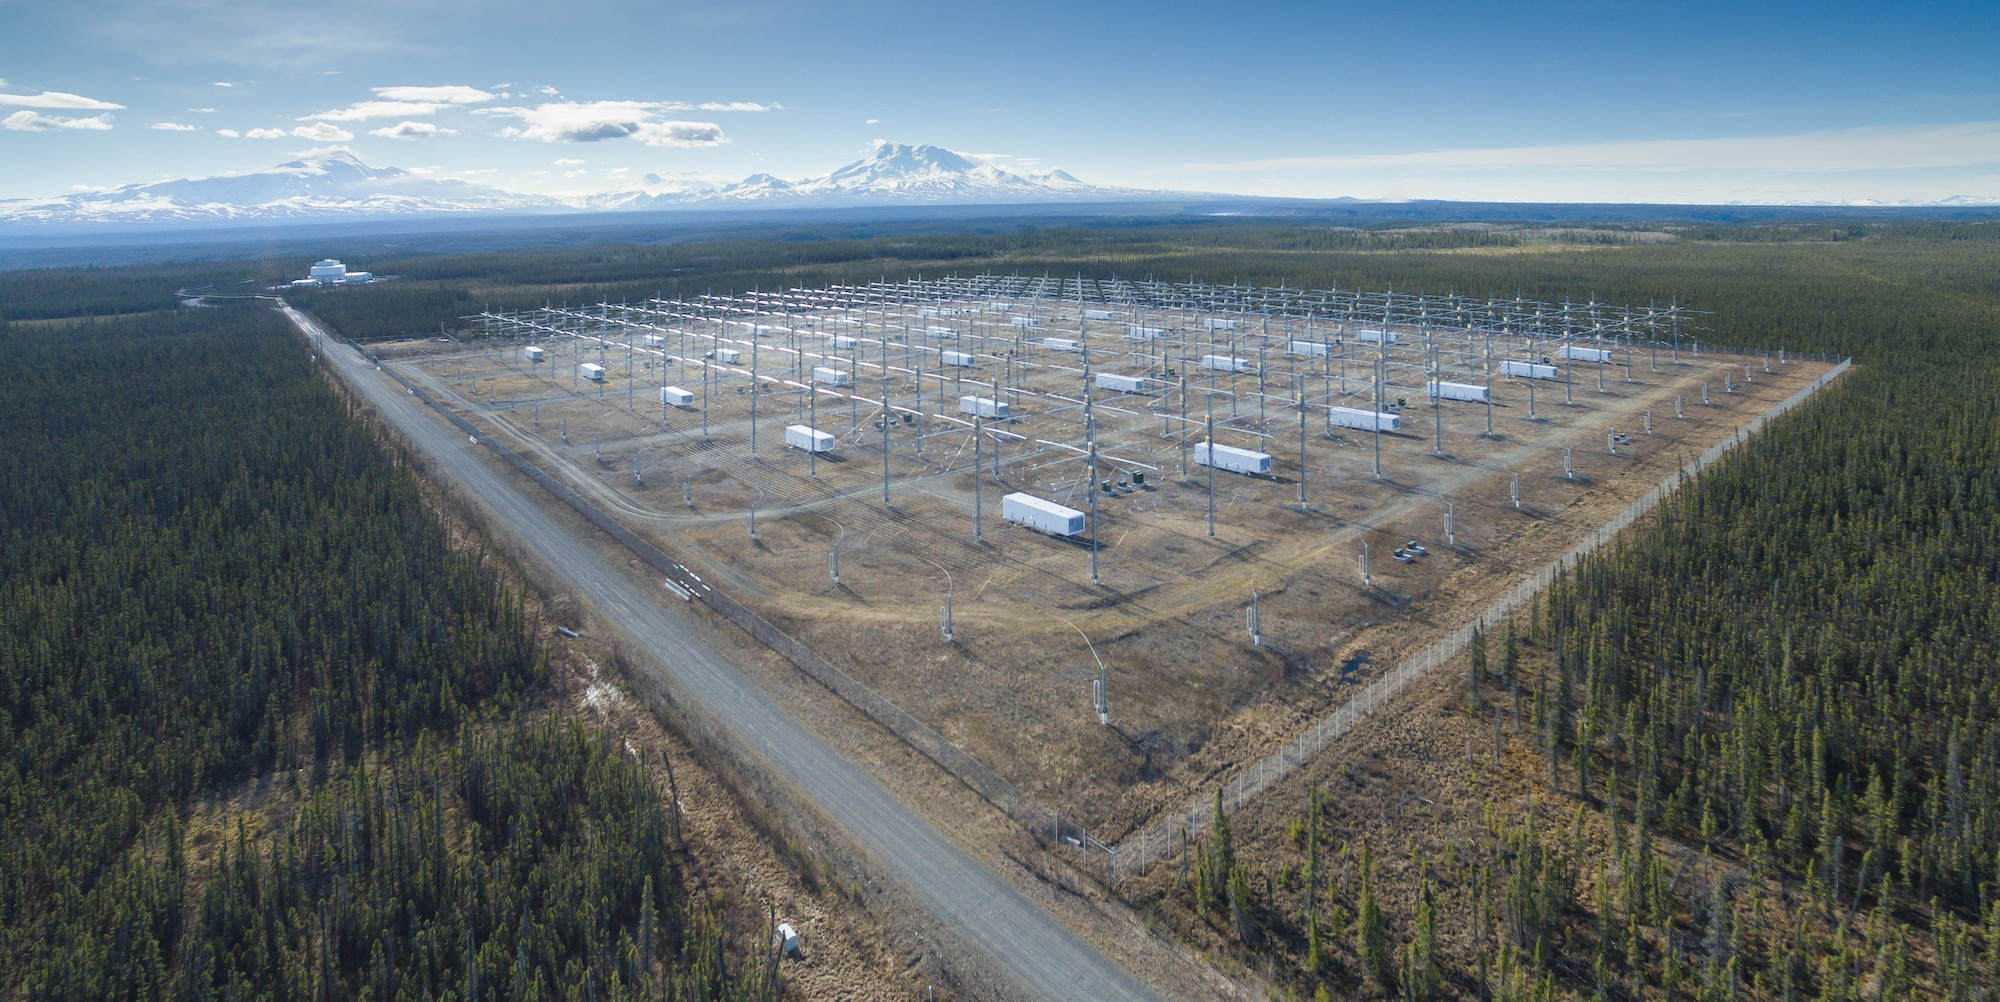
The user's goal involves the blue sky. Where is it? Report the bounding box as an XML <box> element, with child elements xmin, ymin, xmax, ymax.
<box><xmin>3</xmin><ymin>0</ymin><xmax>1999</xmax><ymax>204</ymax></box>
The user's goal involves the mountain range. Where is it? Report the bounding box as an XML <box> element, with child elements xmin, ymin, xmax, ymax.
<box><xmin>0</xmin><ymin>144</ymin><xmax>1167</xmax><ymax>227</ymax></box>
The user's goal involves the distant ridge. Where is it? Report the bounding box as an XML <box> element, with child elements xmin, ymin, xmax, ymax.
<box><xmin>0</xmin><ymin>143</ymin><xmax>1164</xmax><ymax>227</ymax></box>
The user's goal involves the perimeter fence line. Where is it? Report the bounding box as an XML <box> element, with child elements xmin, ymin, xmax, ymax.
<box><xmin>331</xmin><ymin>329</ymin><xmax>1070</xmax><ymax>846</ymax></box>
<box><xmin>1111</xmin><ymin>356</ymin><xmax>1853</xmax><ymax>878</ymax></box>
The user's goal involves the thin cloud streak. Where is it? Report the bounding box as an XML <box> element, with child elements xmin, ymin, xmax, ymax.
<box><xmin>0</xmin><ymin>90</ymin><xmax>125</xmax><ymax>110</ymax></box>
<box><xmin>1180</xmin><ymin>122</ymin><xmax>2000</xmax><ymax>175</ymax></box>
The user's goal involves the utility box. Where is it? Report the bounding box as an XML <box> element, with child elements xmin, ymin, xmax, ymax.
<box><xmin>1002</xmin><ymin>492</ymin><xmax>1086</xmax><ymax>537</ymax></box>
<box><xmin>1427</xmin><ymin>379</ymin><xmax>1490</xmax><ymax>402</ymax></box>
<box><xmin>1010</xmin><ymin>315</ymin><xmax>1041</xmax><ymax>328</ymax></box>
<box><xmin>523</xmin><ymin>346</ymin><xmax>545</xmax><ymax>361</ymax></box>
<box><xmin>1501</xmin><ymin>360</ymin><xmax>1561</xmax><ymax>379</ymax></box>
<box><xmin>715</xmin><ymin>348</ymin><xmax>741</xmax><ymax>364</ymax></box>
<box><xmin>941</xmin><ymin>350</ymin><xmax>976</xmax><ymax>367</ymax></box>
<box><xmin>579</xmin><ymin>362</ymin><xmax>606</xmax><ymax>382</ymax></box>
<box><xmin>812</xmin><ymin>366</ymin><xmax>850</xmax><ymax>386</ymax></box>
<box><xmin>1329</xmin><ymin>406</ymin><xmax>1400</xmax><ymax>432</ymax></box>
<box><xmin>1202</xmin><ymin>354</ymin><xmax>1253</xmax><ymax>373</ymax></box>
<box><xmin>1083</xmin><ymin>309</ymin><xmax>1119</xmax><ymax>320</ymax></box>
<box><xmin>1205</xmin><ymin>317</ymin><xmax>1239</xmax><ymax>330</ymax></box>
<box><xmin>662</xmin><ymin>386</ymin><xmax>694</xmax><ymax>406</ymax></box>
<box><xmin>1096</xmin><ymin>373</ymin><xmax>1148</xmax><ymax>393</ymax></box>
<box><xmin>1355</xmin><ymin>329</ymin><xmax>1398</xmax><ymax>344</ymax></box>
<box><xmin>1043</xmin><ymin>337</ymin><xmax>1081</xmax><ymax>352</ymax></box>
<box><xmin>1194</xmin><ymin>441</ymin><xmax>1272</xmax><ymax>475</ymax></box>
<box><xmin>959</xmin><ymin>395</ymin><xmax>1010</xmax><ymax>419</ymax></box>
<box><xmin>1557</xmin><ymin>345</ymin><xmax>1614</xmax><ymax>362</ymax></box>
<box><xmin>1288</xmin><ymin>340</ymin><xmax>1330</xmax><ymax>357</ymax></box>
<box><xmin>785</xmin><ymin>424</ymin><xmax>835</xmax><ymax>453</ymax></box>
<box><xmin>641</xmin><ymin>334</ymin><xmax>664</xmax><ymax>347</ymax></box>
<box><xmin>1127</xmin><ymin>325</ymin><xmax>1167</xmax><ymax>340</ymax></box>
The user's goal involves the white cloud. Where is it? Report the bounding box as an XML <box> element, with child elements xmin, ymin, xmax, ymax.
<box><xmin>481</xmin><ymin>101</ymin><xmax>726</xmax><ymax>147</ymax></box>
<box><xmin>245</xmin><ymin>127</ymin><xmax>288</xmax><ymax>139</ymax></box>
<box><xmin>370</xmin><ymin>120</ymin><xmax>453</xmax><ymax>140</ymax></box>
<box><xmin>292</xmin><ymin>122</ymin><xmax>354</xmax><ymax>141</ymax></box>
<box><xmin>3</xmin><ymin>110</ymin><xmax>113</xmax><ymax>131</ymax></box>
<box><xmin>307</xmin><ymin>100</ymin><xmax>440</xmax><ymax>121</ymax></box>
<box><xmin>632</xmin><ymin>121</ymin><xmax>725</xmax><ymax>147</ymax></box>
<box><xmin>189</xmin><ymin>107</ymin><xmax>217</xmax><ymax>113</ymax></box>
<box><xmin>0</xmin><ymin>89</ymin><xmax>124</xmax><ymax>110</ymax></box>
<box><xmin>865</xmin><ymin>118</ymin><xmax>879</xmax><ymax>125</ymax></box>
<box><xmin>372</xmin><ymin>85</ymin><xmax>494</xmax><ymax>105</ymax></box>
<box><xmin>217</xmin><ymin>128</ymin><xmax>241</xmax><ymax>137</ymax></box>
<box><xmin>695</xmin><ymin>101</ymin><xmax>779</xmax><ymax>112</ymax></box>
<box><xmin>213</xmin><ymin>81</ymin><xmax>235</xmax><ymax>88</ymax></box>
<box><xmin>150</xmin><ymin>121</ymin><xmax>199</xmax><ymax>131</ymax></box>
<box><xmin>537</xmin><ymin>85</ymin><xmax>559</xmax><ymax>96</ymax></box>
<box><xmin>553</xmin><ymin>157</ymin><xmax>585</xmax><ymax>166</ymax></box>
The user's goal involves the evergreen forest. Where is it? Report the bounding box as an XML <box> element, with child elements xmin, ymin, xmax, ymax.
<box><xmin>0</xmin><ymin>303</ymin><xmax>774</xmax><ymax>1000</ymax></box>
<box><xmin>2</xmin><ymin>215</ymin><xmax>1999</xmax><ymax>999</ymax></box>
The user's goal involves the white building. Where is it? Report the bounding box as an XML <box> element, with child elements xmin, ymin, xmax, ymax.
<box><xmin>303</xmin><ymin>259</ymin><xmax>373</xmax><ymax>286</ymax></box>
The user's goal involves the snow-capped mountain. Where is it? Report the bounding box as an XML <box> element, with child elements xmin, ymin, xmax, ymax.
<box><xmin>0</xmin><ymin>144</ymin><xmax>1162</xmax><ymax>228</ymax></box>
<box><xmin>0</xmin><ymin>151</ymin><xmax>564</xmax><ymax>225</ymax></box>
<box><xmin>701</xmin><ymin>143</ymin><xmax>1129</xmax><ymax>205</ymax></box>
<box><xmin>572</xmin><ymin>171</ymin><xmax>735</xmax><ymax>210</ymax></box>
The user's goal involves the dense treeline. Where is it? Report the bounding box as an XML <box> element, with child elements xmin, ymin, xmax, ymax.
<box><xmin>1140</xmin><ymin>226</ymin><xmax>2000</xmax><ymax>998</ymax></box>
<box><xmin>0</xmin><ymin>306</ymin><xmax>770</xmax><ymax>999</ymax></box>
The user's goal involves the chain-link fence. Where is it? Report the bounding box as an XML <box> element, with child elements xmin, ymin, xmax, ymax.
<box><xmin>347</xmin><ymin>336</ymin><xmax>1065</xmax><ymax>843</ymax></box>
<box><xmin>1111</xmin><ymin>355</ymin><xmax>1853</xmax><ymax>878</ymax></box>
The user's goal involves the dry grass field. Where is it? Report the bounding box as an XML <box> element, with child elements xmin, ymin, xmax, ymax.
<box><xmin>378</xmin><ymin>287</ymin><xmax>1832</xmax><ymax>845</ymax></box>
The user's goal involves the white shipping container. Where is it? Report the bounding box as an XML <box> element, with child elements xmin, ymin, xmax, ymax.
<box><xmin>1127</xmin><ymin>325</ymin><xmax>1167</xmax><ymax>340</ymax></box>
<box><xmin>959</xmin><ymin>395</ymin><xmax>1010</xmax><ymax>419</ymax></box>
<box><xmin>1501</xmin><ymin>360</ymin><xmax>1561</xmax><ymax>379</ymax></box>
<box><xmin>1328</xmin><ymin>406</ymin><xmax>1401</xmax><ymax>432</ymax></box>
<box><xmin>1083</xmin><ymin>309</ymin><xmax>1119</xmax><ymax>320</ymax></box>
<box><xmin>1002</xmin><ymin>492</ymin><xmax>1086</xmax><ymax>537</ymax></box>
<box><xmin>1288</xmin><ymin>340</ymin><xmax>1330</xmax><ymax>357</ymax></box>
<box><xmin>988</xmin><ymin>302</ymin><xmax>1014</xmax><ymax>311</ymax></box>
<box><xmin>785</xmin><ymin>424</ymin><xmax>836</xmax><ymax>453</ymax></box>
<box><xmin>715</xmin><ymin>348</ymin><xmax>741</xmax><ymax>364</ymax></box>
<box><xmin>1043</xmin><ymin>337</ymin><xmax>1081</xmax><ymax>352</ymax></box>
<box><xmin>1010</xmin><ymin>315</ymin><xmax>1041</xmax><ymax>328</ymax></box>
<box><xmin>661</xmin><ymin>386</ymin><xmax>694</xmax><ymax>406</ymax></box>
<box><xmin>641</xmin><ymin>334</ymin><xmax>664</xmax><ymax>347</ymax></box>
<box><xmin>926</xmin><ymin>325</ymin><xmax>955</xmax><ymax>338</ymax></box>
<box><xmin>1557</xmin><ymin>345</ymin><xmax>1614</xmax><ymax>362</ymax></box>
<box><xmin>1355</xmin><ymin>329</ymin><xmax>1398</xmax><ymax>344</ymax></box>
<box><xmin>1205</xmin><ymin>317</ymin><xmax>1239</xmax><ymax>330</ymax></box>
<box><xmin>832</xmin><ymin>335</ymin><xmax>859</xmax><ymax>349</ymax></box>
<box><xmin>579</xmin><ymin>362</ymin><xmax>606</xmax><ymax>382</ymax></box>
<box><xmin>523</xmin><ymin>346</ymin><xmax>545</xmax><ymax>361</ymax></box>
<box><xmin>1194</xmin><ymin>441</ymin><xmax>1273</xmax><ymax>475</ymax></box>
<box><xmin>941</xmin><ymin>350</ymin><xmax>976</xmax><ymax>367</ymax></box>
<box><xmin>812</xmin><ymin>366</ymin><xmax>850</xmax><ymax>386</ymax></box>
<box><xmin>1202</xmin><ymin>354</ymin><xmax>1253</xmax><ymax>373</ymax></box>
<box><xmin>1426</xmin><ymin>379</ymin><xmax>1490</xmax><ymax>403</ymax></box>
<box><xmin>1096</xmin><ymin>373</ymin><xmax>1148</xmax><ymax>393</ymax></box>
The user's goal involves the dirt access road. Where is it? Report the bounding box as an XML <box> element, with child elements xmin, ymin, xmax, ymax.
<box><xmin>282</xmin><ymin>304</ymin><xmax>1162</xmax><ymax>1002</ymax></box>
